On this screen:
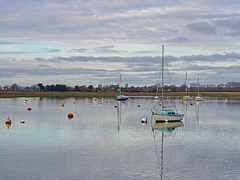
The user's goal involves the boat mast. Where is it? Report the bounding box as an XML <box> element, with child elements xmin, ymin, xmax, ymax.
<box><xmin>197</xmin><ymin>77</ymin><xmax>200</xmax><ymax>96</ymax></box>
<box><xmin>119</xmin><ymin>75</ymin><xmax>122</xmax><ymax>96</ymax></box>
<box><xmin>161</xmin><ymin>45</ymin><xmax>164</xmax><ymax>109</ymax></box>
<box><xmin>185</xmin><ymin>72</ymin><xmax>188</xmax><ymax>95</ymax></box>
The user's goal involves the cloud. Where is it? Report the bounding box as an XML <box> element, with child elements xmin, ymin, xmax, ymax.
<box><xmin>0</xmin><ymin>1</ymin><xmax>239</xmax><ymax>86</ymax></box>
<box><xmin>0</xmin><ymin>52</ymin><xmax>239</xmax><ymax>86</ymax></box>
<box><xmin>186</xmin><ymin>21</ymin><xmax>217</xmax><ymax>36</ymax></box>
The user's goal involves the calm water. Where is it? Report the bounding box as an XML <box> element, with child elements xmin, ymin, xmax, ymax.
<box><xmin>0</xmin><ymin>97</ymin><xmax>239</xmax><ymax>180</ymax></box>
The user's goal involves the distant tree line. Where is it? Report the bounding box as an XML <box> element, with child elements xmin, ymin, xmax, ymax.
<box><xmin>1</xmin><ymin>81</ymin><xmax>240</xmax><ymax>92</ymax></box>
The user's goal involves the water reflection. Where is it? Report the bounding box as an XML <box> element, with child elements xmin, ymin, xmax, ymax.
<box><xmin>195</xmin><ymin>101</ymin><xmax>203</xmax><ymax>124</ymax></box>
<box><xmin>116</xmin><ymin>101</ymin><xmax>122</xmax><ymax>131</ymax></box>
<box><xmin>152</xmin><ymin>121</ymin><xmax>184</xmax><ymax>180</ymax></box>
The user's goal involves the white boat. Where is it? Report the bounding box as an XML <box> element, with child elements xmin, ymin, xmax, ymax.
<box><xmin>116</xmin><ymin>75</ymin><xmax>128</xmax><ymax>101</ymax></box>
<box><xmin>152</xmin><ymin>45</ymin><xmax>184</xmax><ymax>122</ymax></box>
<box><xmin>182</xmin><ymin>72</ymin><xmax>193</xmax><ymax>101</ymax></box>
<box><xmin>194</xmin><ymin>77</ymin><xmax>204</xmax><ymax>101</ymax></box>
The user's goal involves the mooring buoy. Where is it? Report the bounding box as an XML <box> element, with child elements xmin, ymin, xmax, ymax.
<box><xmin>141</xmin><ymin>118</ymin><xmax>147</xmax><ymax>125</ymax></box>
<box><xmin>68</xmin><ymin>113</ymin><xmax>73</xmax><ymax>119</ymax></box>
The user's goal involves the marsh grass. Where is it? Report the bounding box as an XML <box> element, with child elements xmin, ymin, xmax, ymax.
<box><xmin>0</xmin><ymin>91</ymin><xmax>240</xmax><ymax>98</ymax></box>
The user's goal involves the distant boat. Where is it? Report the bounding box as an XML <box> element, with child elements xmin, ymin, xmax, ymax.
<box><xmin>154</xmin><ymin>84</ymin><xmax>160</xmax><ymax>100</ymax></box>
<box><xmin>116</xmin><ymin>75</ymin><xmax>128</xmax><ymax>101</ymax></box>
<box><xmin>152</xmin><ymin>45</ymin><xmax>184</xmax><ymax>122</ymax></box>
<box><xmin>182</xmin><ymin>72</ymin><xmax>193</xmax><ymax>101</ymax></box>
<box><xmin>194</xmin><ymin>77</ymin><xmax>204</xmax><ymax>101</ymax></box>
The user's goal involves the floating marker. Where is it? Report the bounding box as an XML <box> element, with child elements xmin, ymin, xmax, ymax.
<box><xmin>5</xmin><ymin>117</ymin><xmax>11</xmax><ymax>128</ymax></box>
<box><xmin>141</xmin><ymin>118</ymin><xmax>147</xmax><ymax>125</ymax></box>
<box><xmin>68</xmin><ymin>113</ymin><xmax>73</xmax><ymax>119</ymax></box>
<box><xmin>5</xmin><ymin>117</ymin><xmax>11</xmax><ymax>124</ymax></box>
<box><xmin>21</xmin><ymin>120</ymin><xmax>25</xmax><ymax>123</ymax></box>
<box><xmin>28</xmin><ymin>108</ymin><xmax>32</xmax><ymax>111</ymax></box>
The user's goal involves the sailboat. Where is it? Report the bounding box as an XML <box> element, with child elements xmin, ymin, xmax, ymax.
<box><xmin>116</xmin><ymin>75</ymin><xmax>128</xmax><ymax>101</ymax></box>
<box><xmin>194</xmin><ymin>77</ymin><xmax>204</xmax><ymax>101</ymax></box>
<box><xmin>182</xmin><ymin>72</ymin><xmax>193</xmax><ymax>101</ymax></box>
<box><xmin>154</xmin><ymin>83</ymin><xmax>160</xmax><ymax>100</ymax></box>
<box><xmin>152</xmin><ymin>45</ymin><xmax>184</xmax><ymax>122</ymax></box>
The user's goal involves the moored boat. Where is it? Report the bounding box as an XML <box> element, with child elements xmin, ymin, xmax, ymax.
<box><xmin>116</xmin><ymin>75</ymin><xmax>128</xmax><ymax>101</ymax></box>
<box><xmin>182</xmin><ymin>72</ymin><xmax>193</xmax><ymax>101</ymax></box>
<box><xmin>194</xmin><ymin>77</ymin><xmax>204</xmax><ymax>101</ymax></box>
<box><xmin>152</xmin><ymin>45</ymin><xmax>184</xmax><ymax>122</ymax></box>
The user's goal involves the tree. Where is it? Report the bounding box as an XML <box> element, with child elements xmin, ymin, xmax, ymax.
<box><xmin>37</xmin><ymin>83</ymin><xmax>45</xmax><ymax>91</ymax></box>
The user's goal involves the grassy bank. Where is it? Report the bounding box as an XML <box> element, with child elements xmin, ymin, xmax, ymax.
<box><xmin>0</xmin><ymin>91</ymin><xmax>240</xmax><ymax>98</ymax></box>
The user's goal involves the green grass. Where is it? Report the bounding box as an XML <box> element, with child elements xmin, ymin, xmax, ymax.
<box><xmin>0</xmin><ymin>91</ymin><xmax>240</xmax><ymax>98</ymax></box>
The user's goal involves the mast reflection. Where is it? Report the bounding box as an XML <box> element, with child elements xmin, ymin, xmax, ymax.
<box><xmin>116</xmin><ymin>101</ymin><xmax>122</xmax><ymax>131</ymax></box>
<box><xmin>152</xmin><ymin>121</ymin><xmax>184</xmax><ymax>180</ymax></box>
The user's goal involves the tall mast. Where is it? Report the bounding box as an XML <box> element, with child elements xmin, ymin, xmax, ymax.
<box><xmin>119</xmin><ymin>75</ymin><xmax>122</xmax><ymax>95</ymax></box>
<box><xmin>185</xmin><ymin>72</ymin><xmax>188</xmax><ymax>95</ymax></box>
<box><xmin>161</xmin><ymin>45</ymin><xmax>164</xmax><ymax>109</ymax></box>
<box><xmin>197</xmin><ymin>77</ymin><xmax>200</xmax><ymax>96</ymax></box>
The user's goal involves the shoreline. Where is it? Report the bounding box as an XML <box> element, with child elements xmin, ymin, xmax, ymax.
<box><xmin>0</xmin><ymin>91</ymin><xmax>240</xmax><ymax>98</ymax></box>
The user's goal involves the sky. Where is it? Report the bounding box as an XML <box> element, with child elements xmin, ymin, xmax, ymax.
<box><xmin>0</xmin><ymin>0</ymin><xmax>240</xmax><ymax>87</ymax></box>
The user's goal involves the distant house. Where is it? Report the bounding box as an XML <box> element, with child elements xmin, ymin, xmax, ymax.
<box><xmin>2</xmin><ymin>86</ymin><xmax>9</xmax><ymax>91</ymax></box>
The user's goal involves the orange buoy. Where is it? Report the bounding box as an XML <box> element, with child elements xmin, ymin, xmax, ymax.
<box><xmin>5</xmin><ymin>117</ymin><xmax>11</xmax><ymax>128</ymax></box>
<box><xmin>33</xmin><ymin>98</ymin><xmax>36</xmax><ymax>101</ymax></box>
<box><xmin>68</xmin><ymin>113</ymin><xmax>73</xmax><ymax>119</ymax></box>
<box><xmin>61</xmin><ymin>104</ymin><xmax>64</xmax><ymax>107</ymax></box>
<box><xmin>28</xmin><ymin>108</ymin><xmax>32</xmax><ymax>111</ymax></box>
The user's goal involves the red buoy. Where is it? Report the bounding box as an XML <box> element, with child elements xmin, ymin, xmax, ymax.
<box><xmin>28</xmin><ymin>108</ymin><xmax>32</xmax><ymax>111</ymax></box>
<box><xmin>68</xmin><ymin>113</ymin><xmax>73</xmax><ymax>119</ymax></box>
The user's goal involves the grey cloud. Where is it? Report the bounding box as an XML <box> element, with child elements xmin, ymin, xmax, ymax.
<box><xmin>186</xmin><ymin>21</ymin><xmax>217</xmax><ymax>35</ymax></box>
<box><xmin>40</xmin><ymin>48</ymin><xmax>61</xmax><ymax>53</ymax></box>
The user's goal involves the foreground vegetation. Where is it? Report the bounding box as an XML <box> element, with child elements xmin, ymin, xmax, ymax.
<box><xmin>0</xmin><ymin>91</ymin><xmax>240</xmax><ymax>99</ymax></box>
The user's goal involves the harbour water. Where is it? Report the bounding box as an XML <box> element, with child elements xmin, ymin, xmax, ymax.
<box><xmin>0</xmin><ymin>97</ymin><xmax>239</xmax><ymax>180</ymax></box>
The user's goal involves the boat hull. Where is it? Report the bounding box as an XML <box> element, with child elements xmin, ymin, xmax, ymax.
<box><xmin>194</xmin><ymin>96</ymin><xmax>204</xmax><ymax>101</ymax></box>
<box><xmin>153</xmin><ymin>114</ymin><xmax>184</xmax><ymax>122</ymax></box>
<box><xmin>182</xmin><ymin>95</ymin><xmax>193</xmax><ymax>101</ymax></box>
<box><xmin>116</xmin><ymin>95</ymin><xmax>128</xmax><ymax>101</ymax></box>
